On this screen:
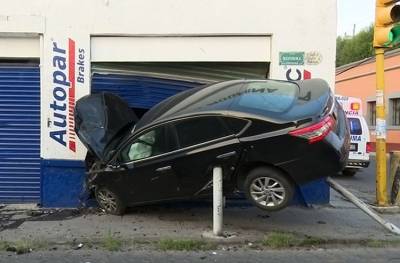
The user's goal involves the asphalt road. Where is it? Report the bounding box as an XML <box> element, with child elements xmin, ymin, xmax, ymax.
<box><xmin>1</xmin><ymin>156</ymin><xmax>395</xmax><ymax>262</ymax></box>
<box><xmin>333</xmin><ymin>157</ymin><xmax>390</xmax><ymax>204</ymax></box>
<box><xmin>1</xmin><ymin>248</ymin><xmax>400</xmax><ymax>263</ymax></box>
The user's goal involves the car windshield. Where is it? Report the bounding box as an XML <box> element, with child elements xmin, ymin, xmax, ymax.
<box><xmin>235</xmin><ymin>81</ymin><xmax>298</xmax><ymax>114</ymax></box>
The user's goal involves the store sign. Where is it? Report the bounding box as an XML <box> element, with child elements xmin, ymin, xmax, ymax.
<box><xmin>49</xmin><ymin>38</ymin><xmax>86</xmax><ymax>153</ymax></box>
<box><xmin>285</xmin><ymin>68</ymin><xmax>312</xmax><ymax>81</ymax></box>
<box><xmin>279</xmin><ymin>52</ymin><xmax>305</xmax><ymax>65</ymax></box>
<box><xmin>305</xmin><ymin>51</ymin><xmax>323</xmax><ymax>65</ymax></box>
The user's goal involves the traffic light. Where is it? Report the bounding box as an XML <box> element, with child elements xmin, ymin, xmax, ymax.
<box><xmin>374</xmin><ymin>0</ymin><xmax>400</xmax><ymax>48</ymax></box>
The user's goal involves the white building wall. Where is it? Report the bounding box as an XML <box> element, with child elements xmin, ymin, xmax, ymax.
<box><xmin>0</xmin><ymin>0</ymin><xmax>337</xmax><ymax>160</ymax></box>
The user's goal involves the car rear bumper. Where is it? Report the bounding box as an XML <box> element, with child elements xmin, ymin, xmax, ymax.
<box><xmin>278</xmin><ymin>114</ymin><xmax>350</xmax><ymax>185</ymax></box>
<box><xmin>278</xmin><ymin>138</ymin><xmax>349</xmax><ymax>185</ymax></box>
<box><xmin>346</xmin><ymin>160</ymin><xmax>370</xmax><ymax>168</ymax></box>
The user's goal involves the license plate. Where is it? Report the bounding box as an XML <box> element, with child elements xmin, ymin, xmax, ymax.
<box><xmin>350</xmin><ymin>143</ymin><xmax>358</xmax><ymax>151</ymax></box>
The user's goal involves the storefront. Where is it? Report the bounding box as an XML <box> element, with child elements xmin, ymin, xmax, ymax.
<box><xmin>0</xmin><ymin>0</ymin><xmax>337</xmax><ymax>206</ymax></box>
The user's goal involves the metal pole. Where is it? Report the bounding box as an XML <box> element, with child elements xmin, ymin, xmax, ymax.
<box><xmin>213</xmin><ymin>166</ymin><xmax>223</xmax><ymax>236</ymax></box>
<box><xmin>327</xmin><ymin>177</ymin><xmax>400</xmax><ymax>235</ymax></box>
<box><xmin>375</xmin><ymin>48</ymin><xmax>388</xmax><ymax>206</ymax></box>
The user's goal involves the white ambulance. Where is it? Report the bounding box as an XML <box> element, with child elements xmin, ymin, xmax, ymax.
<box><xmin>335</xmin><ymin>95</ymin><xmax>371</xmax><ymax>176</ymax></box>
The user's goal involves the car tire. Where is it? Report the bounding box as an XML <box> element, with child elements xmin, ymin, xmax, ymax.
<box><xmin>243</xmin><ymin>167</ymin><xmax>294</xmax><ymax>212</ymax></box>
<box><xmin>342</xmin><ymin>169</ymin><xmax>357</xmax><ymax>176</ymax></box>
<box><xmin>95</xmin><ymin>187</ymin><xmax>126</xmax><ymax>216</ymax></box>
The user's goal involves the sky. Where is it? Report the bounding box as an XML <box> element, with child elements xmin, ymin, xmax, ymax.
<box><xmin>337</xmin><ymin>0</ymin><xmax>375</xmax><ymax>36</ymax></box>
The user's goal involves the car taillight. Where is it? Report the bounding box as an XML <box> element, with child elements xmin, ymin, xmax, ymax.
<box><xmin>366</xmin><ymin>142</ymin><xmax>372</xmax><ymax>153</ymax></box>
<box><xmin>289</xmin><ymin>115</ymin><xmax>335</xmax><ymax>144</ymax></box>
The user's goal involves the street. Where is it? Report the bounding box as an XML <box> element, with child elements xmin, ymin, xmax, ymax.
<box><xmin>333</xmin><ymin>156</ymin><xmax>391</xmax><ymax>205</ymax></box>
<box><xmin>1</xmin><ymin>248</ymin><xmax>400</xmax><ymax>263</ymax></box>
<box><xmin>334</xmin><ymin>157</ymin><xmax>377</xmax><ymax>203</ymax></box>
<box><xmin>2</xmin><ymin>158</ymin><xmax>400</xmax><ymax>262</ymax></box>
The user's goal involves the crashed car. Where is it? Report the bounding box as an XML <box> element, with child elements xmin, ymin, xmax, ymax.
<box><xmin>75</xmin><ymin>79</ymin><xmax>350</xmax><ymax>215</ymax></box>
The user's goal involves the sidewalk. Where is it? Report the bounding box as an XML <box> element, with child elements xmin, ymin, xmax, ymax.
<box><xmin>1</xmin><ymin>188</ymin><xmax>399</xmax><ymax>246</ymax></box>
<box><xmin>2</xmin><ymin>158</ymin><xmax>400</xmax><ymax>248</ymax></box>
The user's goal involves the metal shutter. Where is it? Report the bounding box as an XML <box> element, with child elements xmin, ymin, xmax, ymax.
<box><xmin>92</xmin><ymin>73</ymin><xmax>205</xmax><ymax>109</ymax></box>
<box><xmin>0</xmin><ymin>65</ymin><xmax>41</xmax><ymax>203</ymax></box>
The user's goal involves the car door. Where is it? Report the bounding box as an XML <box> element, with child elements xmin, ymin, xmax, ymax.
<box><xmin>116</xmin><ymin>124</ymin><xmax>181</xmax><ymax>203</ymax></box>
<box><xmin>168</xmin><ymin>116</ymin><xmax>244</xmax><ymax>197</ymax></box>
<box><xmin>348</xmin><ymin>117</ymin><xmax>364</xmax><ymax>160</ymax></box>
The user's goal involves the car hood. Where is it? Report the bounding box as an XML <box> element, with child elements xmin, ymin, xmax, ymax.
<box><xmin>75</xmin><ymin>92</ymin><xmax>138</xmax><ymax>163</ymax></box>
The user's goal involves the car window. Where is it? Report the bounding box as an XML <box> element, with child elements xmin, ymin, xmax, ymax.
<box><xmin>348</xmin><ymin>118</ymin><xmax>362</xmax><ymax>135</ymax></box>
<box><xmin>222</xmin><ymin>117</ymin><xmax>249</xmax><ymax>134</ymax></box>
<box><xmin>173</xmin><ymin>117</ymin><xmax>232</xmax><ymax>148</ymax></box>
<box><xmin>234</xmin><ymin>81</ymin><xmax>297</xmax><ymax>114</ymax></box>
<box><xmin>120</xmin><ymin>125</ymin><xmax>177</xmax><ymax>162</ymax></box>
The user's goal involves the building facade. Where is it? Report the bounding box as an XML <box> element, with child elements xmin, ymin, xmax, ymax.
<box><xmin>336</xmin><ymin>49</ymin><xmax>400</xmax><ymax>152</ymax></box>
<box><xmin>0</xmin><ymin>0</ymin><xmax>336</xmax><ymax>206</ymax></box>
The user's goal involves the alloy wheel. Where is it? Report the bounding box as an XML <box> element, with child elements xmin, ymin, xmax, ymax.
<box><xmin>250</xmin><ymin>177</ymin><xmax>286</xmax><ymax>208</ymax></box>
<box><xmin>97</xmin><ymin>188</ymin><xmax>118</xmax><ymax>212</ymax></box>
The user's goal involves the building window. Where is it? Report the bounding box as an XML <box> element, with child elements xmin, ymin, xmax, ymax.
<box><xmin>367</xmin><ymin>101</ymin><xmax>376</xmax><ymax>126</ymax></box>
<box><xmin>391</xmin><ymin>98</ymin><xmax>400</xmax><ymax>126</ymax></box>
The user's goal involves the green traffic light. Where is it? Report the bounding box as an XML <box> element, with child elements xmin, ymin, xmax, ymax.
<box><xmin>383</xmin><ymin>25</ymin><xmax>400</xmax><ymax>47</ymax></box>
<box><xmin>391</xmin><ymin>25</ymin><xmax>400</xmax><ymax>46</ymax></box>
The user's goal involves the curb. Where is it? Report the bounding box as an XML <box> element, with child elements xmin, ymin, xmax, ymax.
<box><xmin>370</xmin><ymin>205</ymin><xmax>400</xmax><ymax>214</ymax></box>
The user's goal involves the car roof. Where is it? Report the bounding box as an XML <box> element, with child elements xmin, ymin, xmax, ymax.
<box><xmin>135</xmin><ymin>80</ymin><xmax>244</xmax><ymax>130</ymax></box>
<box><xmin>134</xmin><ymin>79</ymin><xmax>326</xmax><ymax>133</ymax></box>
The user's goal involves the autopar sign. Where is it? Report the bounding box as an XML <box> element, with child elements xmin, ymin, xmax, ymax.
<box><xmin>43</xmin><ymin>37</ymin><xmax>89</xmax><ymax>160</ymax></box>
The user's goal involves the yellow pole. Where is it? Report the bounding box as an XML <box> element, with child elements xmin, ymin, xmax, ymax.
<box><xmin>375</xmin><ymin>47</ymin><xmax>388</xmax><ymax>206</ymax></box>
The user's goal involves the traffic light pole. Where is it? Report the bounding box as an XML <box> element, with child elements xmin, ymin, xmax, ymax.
<box><xmin>375</xmin><ymin>47</ymin><xmax>388</xmax><ymax>206</ymax></box>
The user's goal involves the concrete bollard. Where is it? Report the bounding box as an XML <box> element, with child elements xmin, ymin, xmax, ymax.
<box><xmin>213</xmin><ymin>166</ymin><xmax>223</xmax><ymax>236</ymax></box>
<box><xmin>390</xmin><ymin>151</ymin><xmax>400</xmax><ymax>205</ymax></box>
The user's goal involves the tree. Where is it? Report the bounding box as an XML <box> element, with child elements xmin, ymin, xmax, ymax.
<box><xmin>336</xmin><ymin>26</ymin><xmax>374</xmax><ymax>67</ymax></box>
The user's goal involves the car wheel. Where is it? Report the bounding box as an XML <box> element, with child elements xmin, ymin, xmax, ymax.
<box><xmin>244</xmin><ymin>167</ymin><xmax>294</xmax><ymax>212</ymax></box>
<box><xmin>95</xmin><ymin>187</ymin><xmax>126</xmax><ymax>215</ymax></box>
<box><xmin>342</xmin><ymin>169</ymin><xmax>357</xmax><ymax>176</ymax></box>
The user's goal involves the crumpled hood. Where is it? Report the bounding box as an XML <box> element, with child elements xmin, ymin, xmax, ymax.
<box><xmin>75</xmin><ymin>92</ymin><xmax>138</xmax><ymax>163</ymax></box>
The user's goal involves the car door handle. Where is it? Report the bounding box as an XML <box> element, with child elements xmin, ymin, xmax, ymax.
<box><xmin>217</xmin><ymin>151</ymin><xmax>237</xmax><ymax>159</ymax></box>
<box><xmin>155</xmin><ymin>166</ymin><xmax>172</xmax><ymax>172</ymax></box>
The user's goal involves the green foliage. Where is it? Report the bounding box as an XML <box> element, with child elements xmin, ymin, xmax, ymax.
<box><xmin>0</xmin><ymin>239</ymin><xmax>48</xmax><ymax>254</ymax></box>
<box><xmin>101</xmin><ymin>230</ymin><xmax>123</xmax><ymax>251</ymax></box>
<box><xmin>336</xmin><ymin>25</ymin><xmax>375</xmax><ymax>67</ymax></box>
<box><xmin>158</xmin><ymin>239</ymin><xmax>216</xmax><ymax>251</ymax></box>
<box><xmin>262</xmin><ymin>232</ymin><xmax>300</xmax><ymax>248</ymax></box>
<box><xmin>262</xmin><ymin>232</ymin><xmax>328</xmax><ymax>249</ymax></box>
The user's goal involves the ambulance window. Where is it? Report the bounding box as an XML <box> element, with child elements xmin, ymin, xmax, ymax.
<box><xmin>348</xmin><ymin>118</ymin><xmax>362</xmax><ymax>135</ymax></box>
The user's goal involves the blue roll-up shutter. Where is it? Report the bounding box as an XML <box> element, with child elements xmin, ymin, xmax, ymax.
<box><xmin>92</xmin><ymin>73</ymin><xmax>205</xmax><ymax>109</ymax></box>
<box><xmin>0</xmin><ymin>65</ymin><xmax>41</xmax><ymax>203</ymax></box>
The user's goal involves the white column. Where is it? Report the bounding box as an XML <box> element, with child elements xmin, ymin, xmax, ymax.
<box><xmin>213</xmin><ymin>166</ymin><xmax>223</xmax><ymax>236</ymax></box>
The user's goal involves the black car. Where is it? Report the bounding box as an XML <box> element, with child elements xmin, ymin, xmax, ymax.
<box><xmin>75</xmin><ymin>79</ymin><xmax>350</xmax><ymax>215</ymax></box>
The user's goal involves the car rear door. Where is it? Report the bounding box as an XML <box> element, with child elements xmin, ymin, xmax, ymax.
<box><xmin>168</xmin><ymin>116</ymin><xmax>244</xmax><ymax>197</ymax></box>
<box><xmin>358</xmin><ymin>117</ymin><xmax>370</xmax><ymax>161</ymax></box>
<box><xmin>348</xmin><ymin>117</ymin><xmax>368</xmax><ymax>161</ymax></box>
